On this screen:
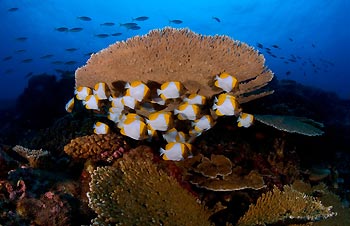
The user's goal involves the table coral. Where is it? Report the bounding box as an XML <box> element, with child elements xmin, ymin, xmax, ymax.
<box><xmin>75</xmin><ymin>27</ymin><xmax>273</xmax><ymax>103</ymax></box>
<box><xmin>87</xmin><ymin>146</ymin><xmax>213</xmax><ymax>225</ymax></box>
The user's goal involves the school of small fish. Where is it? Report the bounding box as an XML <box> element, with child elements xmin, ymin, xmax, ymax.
<box><xmin>65</xmin><ymin>72</ymin><xmax>255</xmax><ymax>161</ymax></box>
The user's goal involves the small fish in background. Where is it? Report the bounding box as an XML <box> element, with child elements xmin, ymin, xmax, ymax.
<box><xmin>15</xmin><ymin>37</ymin><xmax>28</xmax><ymax>42</ymax></box>
<box><xmin>129</xmin><ymin>25</ymin><xmax>141</xmax><ymax>30</ymax></box>
<box><xmin>111</xmin><ymin>32</ymin><xmax>122</xmax><ymax>36</ymax></box>
<box><xmin>93</xmin><ymin>122</ymin><xmax>110</xmax><ymax>135</ymax></box>
<box><xmin>64</xmin><ymin>60</ymin><xmax>77</xmax><ymax>65</ymax></box>
<box><xmin>55</xmin><ymin>27</ymin><xmax>69</xmax><ymax>32</ymax></box>
<box><xmin>265</xmin><ymin>47</ymin><xmax>271</xmax><ymax>51</ymax></box>
<box><xmin>271</xmin><ymin>44</ymin><xmax>280</xmax><ymax>49</ymax></box>
<box><xmin>15</xmin><ymin>49</ymin><xmax>26</xmax><ymax>53</ymax></box>
<box><xmin>25</xmin><ymin>72</ymin><xmax>33</xmax><ymax>78</ymax></box>
<box><xmin>21</xmin><ymin>58</ymin><xmax>33</xmax><ymax>63</ymax></box>
<box><xmin>4</xmin><ymin>69</ymin><xmax>13</xmax><ymax>74</ymax></box>
<box><xmin>8</xmin><ymin>7</ymin><xmax>19</xmax><ymax>12</ymax></box>
<box><xmin>132</xmin><ymin>16</ymin><xmax>149</xmax><ymax>21</ymax></box>
<box><xmin>100</xmin><ymin>22</ymin><xmax>115</xmax><ymax>26</ymax></box>
<box><xmin>160</xmin><ymin>142</ymin><xmax>192</xmax><ymax>161</ymax></box>
<box><xmin>95</xmin><ymin>34</ymin><xmax>110</xmax><ymax>38</ymax></box>
<box><xmin>40</xmin><ymin>54</ymin><xmax>54</xmax><ymax>59</ymax></box>
<box><xmin>288</xmin><ymin>37</ymin><xmax>293</xmax><ymax>42</ymax></box>
<box><xmin>77</xmin><ymin>16</ymin><xmax>92</xmax><ymax>21</ymax></box>
<box><xmin>69</xmin><ymin>27</ymin><xmax>83</xmax><ymax>32</ymax></box>
<box><xmin>237</xmin><ymin>113</ymin><xmax>254</xmax><ymax>128</ymax></box>
<box><xmin>2</xmin><ymin>56</ymin><xmax>12</xmax><ymax>61</ymax></box>
<box><xmin>256</xmin><ymin>43</ymin><xmax>264</xmax><ymax>49</ymax></box>
<box><xmin>286</xmin><ymin>71</ymin><xmax>291</xmax><ymax>76</ymax></box>
<box><xmin>212</xmin><ymin>16</ymin><xmax>221</xmax><ymax>22</ymax></box>
<box><xmin>65</xmin><ymin>48</ymin><xmax>79</xmax><ymax>52</ymax></box>
<box><xmin>169</xmin><ymin>19</ymin><xmax>183</xmax><ymax>24</ymax></box>
<box><xmin>312</xmin><ymin>43</ymin><xmax>316</xmax><ymax>48</ymax></box>
<box><xmin>65</xmin><ymin>98</ymin><xmax>74</xmax><ymax>113</ymax></box>
<box><xmin>51</xmin><ymin>60</ymin><xmax>63</xmax><ymax>65</ymax></box>
<box><xmin>120</xmin><ymin>22</ymin><xmax>138</xmax><ymax>28</ymax></box>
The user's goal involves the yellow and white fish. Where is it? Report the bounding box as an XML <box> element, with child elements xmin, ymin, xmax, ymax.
<box><xmin>74</xmin><ymin>86</ymin><xmax>92</xmax><ymax>100</ymax></box>
<box><xmin>120</xmin><ymin>116</ymin><xmax>147</xmax><ymax>140</ymax></box>
<box><xmin>162</xmin><ymin>128</ymin><xmax>187</xmax><ymax>143</ymax></box>
<box><xmin>122</xmin><ymin>95</ymin><xmax>137</xmax><ymax>109</ymax></box>
<box><xmin>117</xmin><ymin>113</ymin><xmax>142</xmax><ymax>128</ymax></box>
<box><xmin>93</xmin><ymin>122</ymin><xmax>110</xmax><ymax>134</ymax></box>
<box><xmin>125</xmin><ymin>81</ymin><xmax>150</xmax><ymax>102</ymax></box>
<box><xmin>174</xmin><ymin>103</ymin><xmax>200</xmax><ymax>120</ymax></box>
<box><xmin>93</xmin><ymin>82</ymin><xmax>109</xmax><ymax>100</ymax></box>
<box><xmin>151</xmin><ymin>96</ymin><xmax>166</xmax><ymax>106</ymax></box>
<box><xmin>212</xmin><ymin>93</ymin><xmax>238</xmax><ymax>116</ymax></box>
<box><xmin>109</xmin><ymin>95</ymin><xmax>124</xmax><ymax>109</ymax></box>
<box><xmin>65</xmin><ymin>98</ymin><xmax>74</xmax><ymax>113</ymax></box>
<box><xmin>214</xmin><ymin>72</ymin><xmax>238</xmax><ymax>93</ymax></box>
<box><xmin>160</xmin><ymin>142</ymin><xmax>192</xmax><ymax>161</ymax></box>
<box><xmin>237</xmin><ymin>113</ymin><xmax>254</xmax><ymax>128</ymax></box>
<box><xmin>107</xmin><ymin>107</ymin><xmax>124</xmax><ymax>123</ymax></box>
<box><xmin>183</xmin><ymin>94</ymin><xmax>206</xmax><ymax>105</ymax></box>
<box><xmin>157</xmin><ymin>81</ymin><xmax>182</xmax><ymax>100</ymax></box>
<box><xmin>146</xmin><ymin>111</ymin><xmax>173</xmax><ymax>131</ymax></box>
<box><xmin>191</xmin><ymin>115</ymin><xmax>214</xmax><ymax>133</ymax></box>
<box><xmin>83</xmin><ymin>94</ymin><xmax>100</xmax><ymax>110</ymax></box>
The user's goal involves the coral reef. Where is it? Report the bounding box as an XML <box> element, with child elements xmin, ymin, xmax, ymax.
<box><xmin>12</xmin><ymin>145</ymin><xmax>50</xmax><ymax>168</ymax></box>
<box><xmin>237</xmin><ymin>185</ymin><xmax>336</xmax><ymax>226</ymax></box>
<box><xmin>87</xmin><ymin>146</ymin><xmax>213</xmax><ymax>225</ymax></box>
<box><xmin>76</xmin><ymin>27</ymin><xmax>273</xmax><ymax>102</ymax></box>
<box><xmin>64</xmin><ymin>133</ymin><xmax>130</xmax><ymax>162</ymax></box>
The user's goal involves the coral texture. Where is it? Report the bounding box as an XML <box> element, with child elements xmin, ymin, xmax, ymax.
<box><xmin>63</xmin><ymin>133</ymin><xmax>129</xmax><ymax>162</ymax></box>
<box><xmin>75</xmin><ymin>27</ymin><xmax>273</xmax><ymax>102</ymax></box>
<box><xmin>237</xmin><ymin>185</ymin><xmax>336</xmax><ymax>226</ymax></box>
<box><xmin>12</xmin><ymin>145</ymin><xmax>49</xmax><ymax>168</ymax></box>
<box><xmin>87</xmin><ymin>146</ymin><xmax>212</xmax><ymax>225</ymax></box>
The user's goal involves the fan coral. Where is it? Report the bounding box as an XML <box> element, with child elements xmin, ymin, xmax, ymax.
<box><xmin>87</xmin><ymin>146</ymin><xmax>213</xmax><ymax>225</ymax></box>
<box><xmin>75</xmin><ymin>27</ymin><xmax>273</xmax><ymax>102</ymax></box>
<box><xmin>237</xmin><ymin>185</ymin><xmax>336</xmax><ymax>226</ymax></box>
<box><xmin>63</xmin><ymin>133</ymin><xmax>129</xmax><ymax>162</ymax></box>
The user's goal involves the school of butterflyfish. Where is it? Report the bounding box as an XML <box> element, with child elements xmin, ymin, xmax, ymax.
<box><xmin>65</xmin><ymin>72</ymin><xmax>254</xmax><ymax>161</ymax></box>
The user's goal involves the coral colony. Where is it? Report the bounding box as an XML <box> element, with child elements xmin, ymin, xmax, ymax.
<box><xmin>65</xmin><ymin>72</ymin><xmax>254</xmax><ymax>161</ymax></box>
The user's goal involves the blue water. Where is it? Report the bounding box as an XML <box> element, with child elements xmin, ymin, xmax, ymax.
<box><xmin>1</xmin><ymin>0</ymin><xmax>349</xmax><ymax>100</ymax></box>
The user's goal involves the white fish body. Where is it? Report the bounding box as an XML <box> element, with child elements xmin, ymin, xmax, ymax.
<box><xmin>237</xmin><ymin>113</ymin><xmax>254</xmax><ymax>128</ymax></box>
<box><xmin>74</xmin><ymin>86</ymin><xmax>92</xmax><ymax>100</ymax></box>
<box><xmin>162</xmin><ymin>128</ymin><xmax>187</xmax><ymax>143</ymax></box>
<box><xmin>212</xmin><ymin>94</ymin><xmax>238</xmax><ymax>116</ymax></box>
<box><xmin>214</xmin><ymin>72</ymin><xmax>238</xmax><ymax>93</ymax></box>
<box><xmin>93</xmin><ymin>122</ymin><xmax>110</xmax><ymax>134</ymax></box>
<box><xmin>65</xmin><ymin>98</ymin><xmax>74</xmax><ymax>113</ymax></box>
<box><xmin>125</xmin><ymin>81</ymin><xmax>150</xmax><ymax>102</ymax></box>
<box><xmin>157</xmin><ymin>81</ymin><xmax>181</xmax><ymax>100</ymax></box>
<box><xmin>146</xmin><ymin>112</ymin><xmax>172</xmax><ymax>131</ymax></box>
<box><xmin>83</xmin><ymin>95</ymin><xmax>99</xmax><ymax>110</ymax></box>
<box><xmin>93</xmin><ymin>82</ymin><xmax>108</xmax><ymax>100</ymax></box>
<box><xmin>160</xmin><ymin>142</ymin><xmax>191</xmax><ymax>161</ymax></box>
<box><xmin>174</xmin><ymin>103</ymin><xmax>199</xmax><ymax>120</ymax></box>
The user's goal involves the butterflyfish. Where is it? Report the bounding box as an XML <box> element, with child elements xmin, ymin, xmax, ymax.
<box><xmin>119</xmin><ymin>116</ymin><xmax>147</xmax><ymax>140</ymax></box>
<box><xmin>146</xmin><ymin>111</ymin><xmax>173</xmax><ymax>131</ymax></box>
<box><xmin>237</xmin><ymin>113</ymin><xmax>254</xmax><ymax>128</ymax></box>
<box><xmin>93</xmin><ymin>122</ymin><xmax>110</xmax><ymax>134</ymax></box>
<box><xmin>191</xmin><ymin>115</ymin><xmax>214</xmax><ymax>133</ymax></box>
<box><xmin>122</xmin><ymin>95</ymin><xmax>137</xmax><ymax>109</ymax></box>
<box><xmin>162</xmin><ymin>128</ymin><xmax>187</xmax><ymax>143</ymax></box>
<box><xmin>160</xmin><ymin>142</ymin><xmax>192</xmax><ymax>161</ymax></box>
<box><xmin>65</xmin><ymin>98</ymin><xmax>74</xmax><ymax>113</ymax></box>
<box><xmin>212</xmin><ymin>93</ymin><xmax>238</xmax><ymax>116</ymax></box>
<box><xmin>83</xmin><ymin>95</ymin><xmax>100</xmax><ymax>110</ymax></box>
<box><xmin>109</xmin><ymin>95</ymin><xmax>124</xmax><ymax>109</ymax></box>
<box><xmin>117</xmin><ymin>113</ymin><xmax>142</xmax><ymax>129</ymax></box>
<box><xmin>157</xmin><ymin>81</ymin><xmax>182</xmax><ymax>100</ymax></box>
<box><xmin>75</xmin><ymin>86</ymin><xmax>92</xmax><ymax>100</ymax></box>
<box><xmin>183</xmin><ymin>94</ymin><xmax>206</xmax><ymax>105</ymax></box>
<box><xmin>125</xmin><ymin>81</ymin><xmax>150</xmax><ymax>102</ymax></box>
<box><xmin>214</xmin><ymin>72</ymin><xmax>238</xmax><ymax>93</ymax></box>
<box><xmin>174</xmin><ymin>103</ymin><xmax>200</xmax><ymax>120</ymax></box>
<box><xmin>107</xmin><ymin>107</ymin><xmax>124</xmax><ymax>123</ymax></box>
<box><xmin>93</xmin><ymin>82</ymin><xmax>109</xmax><ymax>100</ymax></box>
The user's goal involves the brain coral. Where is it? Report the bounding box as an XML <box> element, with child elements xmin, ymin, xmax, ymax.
<box><xmin>76</xmin><ymin>27</ymin><xmax>273</xmax><ymax>103</ymax></box>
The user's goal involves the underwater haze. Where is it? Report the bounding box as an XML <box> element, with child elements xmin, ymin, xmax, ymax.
<box><xmin>1</xmin><ymin>0</ymin><xmax>349</xmax><ymax>101</ymax></box>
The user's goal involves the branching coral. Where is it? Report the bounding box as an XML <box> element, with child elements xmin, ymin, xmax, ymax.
<box><xmin>237</xmin><ymin>185</ymin><xmax>336</xmax><ymax>226</ymax></box>
<box><xmin>63</xmin><ymin>133</ymin><xmax>129</xmax><ymax>162</ymax></box>
<box><xmin>76</xmin><ymin>27</ymin><xmax>273</xmax><ymax>102</ymax></box>
<box><xmin>12</xmin><ymin>145</ymin><xmax>49</xmax><ymax>168</ymax></box>
<box><xmin>87</xmin><ymin>146</ymin><xmax>213</xmax><ymax>225</ymax></box>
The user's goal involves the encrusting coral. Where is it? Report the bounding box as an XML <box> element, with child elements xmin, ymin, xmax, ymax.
<box><xmin>63</xmin><ymin>133</ymin><xmax>129</xmax><ymax>162</ymax></box>
<box><xmin>75</xmin><ymin>27</ymin><xmax>274</xmax><ymax>102</ymax></box>
<box><xmin>237</xmin><ymin>185</ymin><xmax>336</xmax><ymax>226</ymax></box>
<box><xmin>87</xmin><ymin>146</ymin><xmax>213</xmax><ymax>225</ymax></box>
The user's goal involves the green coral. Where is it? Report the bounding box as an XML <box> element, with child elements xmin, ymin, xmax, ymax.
<box><xmin>87</xmin><ymin>146</ymin><xmax>212</xmax><ymax>225</ymax></box>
